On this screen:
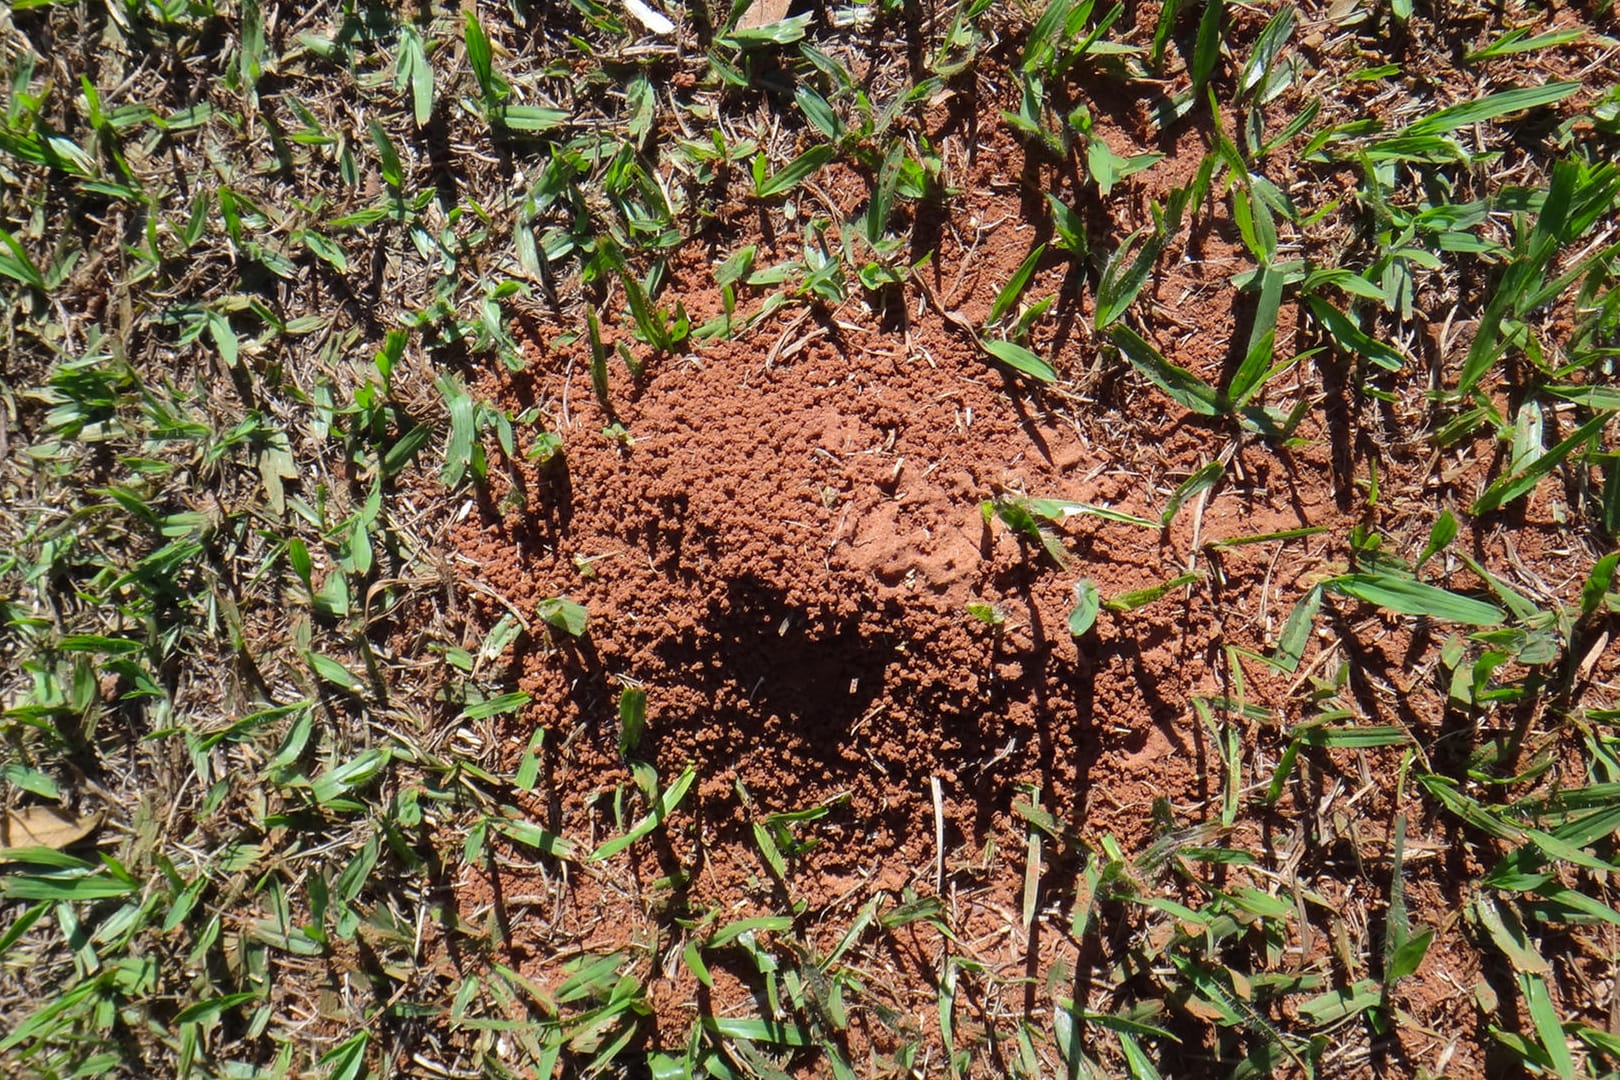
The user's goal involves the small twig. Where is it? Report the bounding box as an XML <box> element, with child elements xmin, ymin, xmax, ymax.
<box><xmin>931</xmin><ymin>775</ymin><xmax>946</xmax><ymax>897</ymax></box>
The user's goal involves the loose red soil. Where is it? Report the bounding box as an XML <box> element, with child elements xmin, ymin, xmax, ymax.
<box><xmin>439</xmin><ymin>37</ymin><xmax>1616</xmax><ymax>1075</ymax></box>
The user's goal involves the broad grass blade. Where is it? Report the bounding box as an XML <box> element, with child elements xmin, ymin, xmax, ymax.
<box><xmin>1329</xmin><ymin>573</ymin><xmax>1504</xmax><ymax>625</ymax></box>
<box><xmin>1110</xmin><ymin>325</ymin><xmax>1224</xmax><ymax>415</ymax></box>
<box><xmin>981</xmin><ymin>338</ymin><xmax>1058</xmax><ymax>383</ymax></box>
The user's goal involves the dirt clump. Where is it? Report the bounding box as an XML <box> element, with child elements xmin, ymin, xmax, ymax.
<box><xmin>450</xmin><ymin>206</ymin><xmax>1347</xmax><ymax>1063</ymax></box>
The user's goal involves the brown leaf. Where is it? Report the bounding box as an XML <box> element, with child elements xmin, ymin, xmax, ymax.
<box><xmin>738</xmin><ymin>0</ymin><xmax>792</xmax><ymax>29</ymax></box>
<box><xmin>1228</xmin><ymin>968</ymin><xmax>1253</xmax><ymax>1001</ymax></box>
<box><xmin>0</xmin><ymin>805</ymin><xmax>100</xmax><ymax>860</ymax></box>
<box><xmin>1181</xmin><ymin>996</ymin><xmax>1230</xmax><ymax>1024</ymax></box>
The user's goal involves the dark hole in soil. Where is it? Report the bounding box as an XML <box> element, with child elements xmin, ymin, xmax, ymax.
<box><xmin>645</xmin><ymin>574</ymin><xmax>895</xmax><ymax>757</ymax></box>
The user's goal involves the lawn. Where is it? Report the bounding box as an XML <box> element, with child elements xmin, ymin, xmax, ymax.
<box><xmin>2</xmin><ymin>0</ymin><xmax>1619</xmax><ymax>1076</ymax></box>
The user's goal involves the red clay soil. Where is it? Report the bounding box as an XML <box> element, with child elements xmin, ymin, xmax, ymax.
<box><xmin>440</xmin><ymin>61</ymin><xmax>1610</xmax><ymax>1075</ymax></box>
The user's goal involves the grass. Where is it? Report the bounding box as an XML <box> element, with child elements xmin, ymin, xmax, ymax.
<box><xmin>1</xmin><ymin>0</ymin><xmax>1619</xmax><ymax>1076</ymax></box>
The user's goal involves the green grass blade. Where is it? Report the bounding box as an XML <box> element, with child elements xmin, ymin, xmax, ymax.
<box><xmin>1022</xmin><ymin>0</ymin><xmax>1078</xmax><ymax>75</ymax></box>
<box><xmin>308</xmin><ymin>652</ymin><xmax>365</xmax><ymax>692</ymax></box>
<box><xmin>460</xmin><ymin>692</ymin><xmax>532</xmax><ymax>721</ymax></box>
<box><xmin>1110</xmin><ymin>325</ymin><xmax>1224</xmax><ymax>415</ymax></box>
<box><xmin>1230</xmin><ymin>265</ymin><xmax>1284</xmax><ymax>406</ymax></box>
<box><xmin>493</xmin><ymin>105</ymin><xmax>568</xmax><ymax>133</ymax></box>
<box><xmin>493</xmin><ymin>817</ymin><xmax>578</xmax><ymax>860</ymax></box>
<box><xmin>1095</xmin><ymin>228</ymin><xmax>1159</xmax><ymax>329</ymax></box>
<box><xmin>367</xmin><ymin>119</ymin><xmax>404</xmax><ymax>190</ymax></box>
<box><xmin>1450</xmin><ymin>551</ymin><xmax>1541</xmax><ymax>621</ymax></box>
<box><xmin>867</xmin><ymin>141</ymin><xmax>904</xmax><ymax>246</ymax></box>
<box><xmin>1466</xmin><ymin>26</ymin><xmax>1585</xmax><ymax>62</ymax></box>
<box><xmin>727</xmin><ymin>12</ymin><xmax>812</xmax><ymax>46</ymax></box>
<box><xmin>981</xmin><ymin>338</ymin><xmax>1058</xmax><ymax>382</ymax></box>
<box><xmin>1069</xmin><ymin>579</ymin><xmax>1100</xmax><ymax>636</ymax></box>
<box><xmin>590</xmin><ymin>765</ymin><xmax>697</xmax><ymax>860</ymax></box>
<box><xmin>1415</xmin><ymin>509</ymin><xmax>1458</xmax><ymax>571</ymax></box>
<box><xmin>1521</xmin><ymin>972</ymin><xmax>1577</xmax><ymax>1080</ymax></box>
<box><xmin>701</xmin><ymin>1015</ymin><xmax>813</xmax><ymax>1047</ymax></box>
<box><xmin>1239</xmin><ymin>7</ymin><xmax>1295</xmax><ymax>98</ymax></box>
<box><xmin>1456</xmin><ymin>162</ymin><xmax>1584</xmax><ymax>395</ymax></box>
<box><xmin>1298</xmin><ymin>980</ymin><xmax>1381</xmax><ymax>1027</ymax></box>
<box><xmin>587</xmin><ymin>310</ymin><xmax>612</xmax><ymax>414</ymax></box>
<box><xmin>1293</xmin><ymin>724</ymin><xmax>1410</xmax><ymax>748</ymax></box>
<box><xmin>1405</xmin><ymin>83</ymin><xmax>1579</xmax><ymax>137</ymax></box>
<box><xmin>439</xmin><ymin>377</ymin><xmax>476</xmax><ymax>488</ymax></box>
<box><xmin>0</xmin><ymin>227</ymin><xmax>46</xmax><ymax>290</ymax></box>
<box><xmin>1161</xmin><ymin>461</ymin><xmax>1225</xmax><ymax>527</ymax></box>
<box><xmin>381</xmin><ymin>423</ymin><xmax>432</xmax><ymax>476</ymax></box>
<box><xmin>1329</xmin><ymin>573</ymin><xmax>1504</xmax><ymax>625</ymax></box>
<box><xmin>1473</xmin><ymin>412</ymin><xmax>1609</xmax><ymax>516</ymax></box>
<box><xmin>1386</xmin><ymin>928</ymin><xmax>1433</xmax><ymax>983</ymax></box>
<box><xmin>619</xmin><ymin>687</ymin><xmax>647</xmax><ymax>758</ymax></box>
<box><xmin>1149</xmin><ymin>0</ymin><xmax>1179</xmax><ymax>67</ymax></box>
<box><xmin>0</xmin><ymin>872</ymin><xmax>138</xmax><ymax>900</ymax></box>
<box><xmin>986</xmin><ymin>497</ymin><xmax>1070</xmax><ymax>568</ymax></box>
<box><xmin>0</xmin><ymin>977</ymin><xmax>108</xmax><ymax>1051</ymax></box>
<box><xmin>1189</xmin><ymin>0</ymin><xmax>1223</xmax><ymax>94</ymax></box>
<box><xmin>464</xmin><ymin>11</ymin><xmax>501</xmax><ymax>102</ymax></box>
<box><xmin>536</xmin><ymin>597</ymin><xmax>589</xmax><ymax>637</ymax></box>
<box><xmin>794</xmin><ymin>85</ymin><xmax>842</xmax><ymax>142</ymax></box>
<box><xmin>988</xmin><ymin>244</ymin><xmax>1047</xmax><ymax>325</ymax></box>
<box><xmin>1119</xmin><ymin>1031</ymin><xmax>1164</xmax><ymax>1079</ymax></box>
<box><xmin>755</xmin><ymin>144</ymin><xmax>835</xmax><ymax>198</ymax></box>
<box><xmin>1104</xmin><ymin>571</ymin><xmax>1202</xmax><ymax>612</ymax></box>
<box><xmin>1025</xmin><ymin>498</ymin><xmax>1157</xmax><ymax>529</ymax></box>
<box><xmin>1547</xmin><ymin>385</ymin><xmax>1620</xmax><ymax>411</ymax></box>
<box><xmin>1303</xmin><ymin>296</ymin><xmax>1404</xmax><ymax>371</ymax></box>
<box><xmin>709</xmin><ymin>915</ymin><xmax>795</xmax><ymax>949</ymax></box>
<box><xmin>1582</xmin><ymin>552</ymin><xmax>1620</xmax><ymax>617</ymax></box>
<box><xmin>1271</xmin><ymin>585</ymin><xmax>1321</xmax><ymax>672</ymax></box>
<box><xmin>397</xmin><ymin>24</ymin><xmax>434</xmax><ymax>126</ymax></box>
